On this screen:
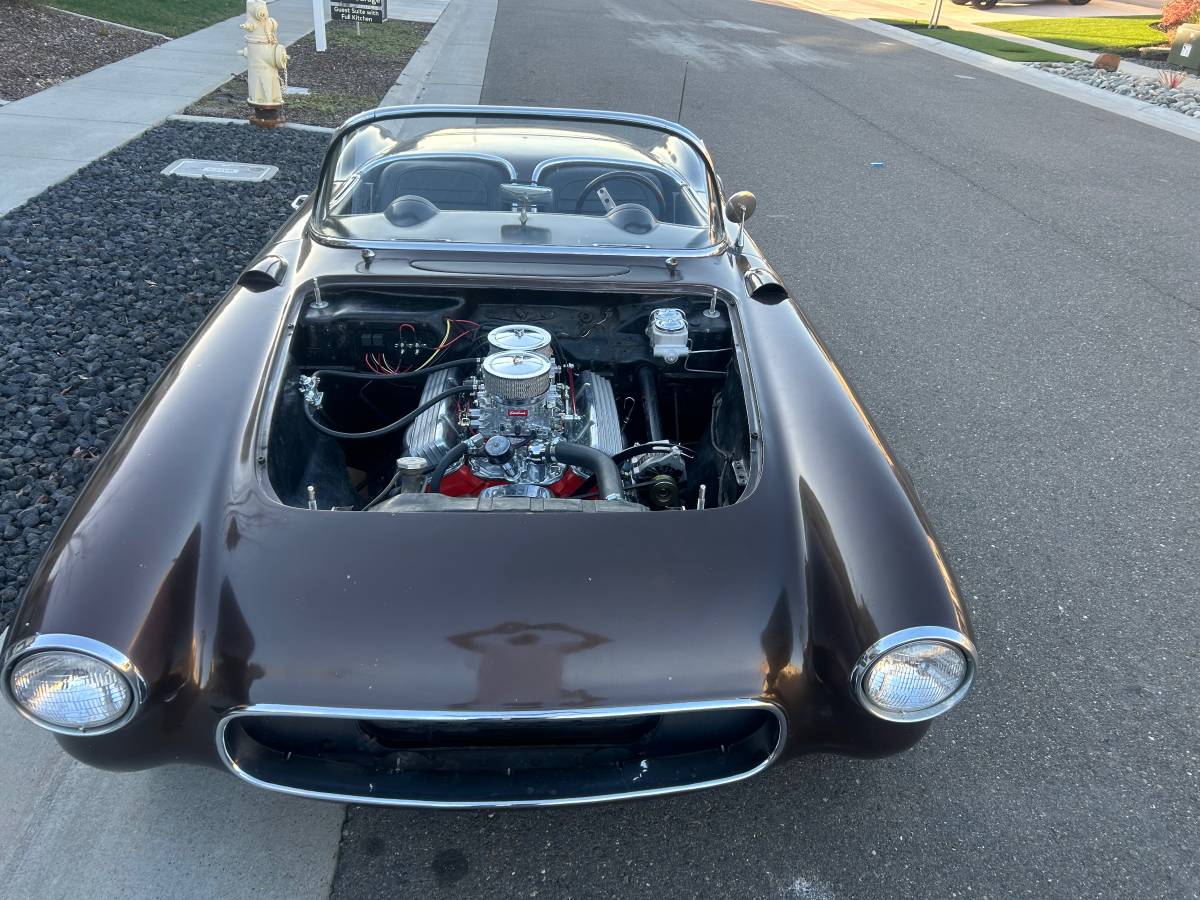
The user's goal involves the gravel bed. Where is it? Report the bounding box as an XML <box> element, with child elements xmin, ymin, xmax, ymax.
<box><xmin>186</xmin><ymin>19</ymin><xmax>430</xmax><ymax>128</ymax></box>
<box><xmin>0</xmin><ymin>1</ymin><xmax>163</xmax><ymax>102</ymax></box>
<box><xmin>0</xmin><ymin>121</ymin><xmax>329</xmax><ymax>629</ymax></box>
<box><xmin>1032</xmin><ymin>61</ymin><xmax>1200</xmax><ymax>117</ymax></box>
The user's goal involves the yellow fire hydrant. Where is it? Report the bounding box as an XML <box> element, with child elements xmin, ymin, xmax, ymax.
<box><xmin>239</xmin><ymin>0</ymin><xmax>289</xmax><ymax>127</ymax></box>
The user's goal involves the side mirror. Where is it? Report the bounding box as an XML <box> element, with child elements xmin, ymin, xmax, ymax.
<box><xmin>290</xmin><ymin>194</ymin><xmax>309</xmax><ymax>211</ymax></box>
<box><xmin>724</xmin><ymin>190</ymin><xmax>757</xmax><ymax>224</ymax></box>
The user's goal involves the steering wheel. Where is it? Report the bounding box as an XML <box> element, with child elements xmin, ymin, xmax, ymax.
<box><xmin>574</xmin><ymin>170</ymin><xmax>666</xmax><ymax>218</ymax></box>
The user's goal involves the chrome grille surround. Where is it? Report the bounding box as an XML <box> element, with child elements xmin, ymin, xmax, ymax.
<box><xmin>215</xmin><ymin>699</ymin><xmax>787</xmax><ymax>808</ymax></box>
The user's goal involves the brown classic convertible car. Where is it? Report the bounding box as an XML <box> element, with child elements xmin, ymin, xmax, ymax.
<box><xmin>1</xmin><ymin>106</ymin><xmax>976</xmax><ymax>807</ymax></box>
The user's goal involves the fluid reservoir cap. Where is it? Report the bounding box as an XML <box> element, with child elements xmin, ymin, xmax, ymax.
<box><xmin>484</xmin><ymin>434</ymin><xmax>513</xmax><ymax>462</ymax></box>
<box><xmin>396</xmin><ymin>456</ymin><xmax>428</xmax><ymax>474</ymax></box>
<box><xmin>487</xmin><ymin>324</ymin><xmax>553</xmax><ymax>356</ymax></box>
<box><xmin>649</xmin><ymin>308</ymin><xmax>687</xmax><ymax>333</ymax></box>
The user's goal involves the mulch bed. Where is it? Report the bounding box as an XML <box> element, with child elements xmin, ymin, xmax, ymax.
<box><xmin>0</xmin><ymin>120</ymin><xmax>328</xmax><ymax>629</ymax></box>
<box><xmin>0</xmin><ymin>1</ymin><xmax>163</xmax><ymax>102</ymax></box>
<box><xmin>185</xmin><ymin>19</ymin><xmax>431</xmax><ymax>128</ymax></box>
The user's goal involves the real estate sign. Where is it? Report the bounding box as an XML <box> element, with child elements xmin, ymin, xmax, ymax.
<box><xmin>331</xmin><ymin>0</ymin><xmax>385</xmax><ymax>24</ymax></box>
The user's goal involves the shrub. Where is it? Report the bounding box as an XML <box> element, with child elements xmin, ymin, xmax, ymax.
<box><xmin>1159</xmin><ymin>0</ymin><xmax>1200</xmax><ymax>37</ymax></box>
<box><xmin>1158</xmin><ymin>68</ymin><xmax>1188</xmax><ymax>87</ymax></box>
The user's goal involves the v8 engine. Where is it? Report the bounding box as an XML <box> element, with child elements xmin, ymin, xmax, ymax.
<box><xmin>404</xmin><ymin>325</ymin><xmax>623</xmax><ymax>499</ymax></box>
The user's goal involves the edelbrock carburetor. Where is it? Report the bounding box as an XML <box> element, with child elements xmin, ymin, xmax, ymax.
<box><xmin>467</xmin><ymin>349</ymin><xmax>580</xmax><ymax>484</ymax></box>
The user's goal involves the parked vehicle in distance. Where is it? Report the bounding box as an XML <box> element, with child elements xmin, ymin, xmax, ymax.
<box><xmin>1</xmin><ymin>105</ymin><xmax>977</xmax><ymax>808</ymax></box>
<box><xmin>952</xmin><ymin>0</ymin><xmax>1089</xmax><ymax>8</ymax></box>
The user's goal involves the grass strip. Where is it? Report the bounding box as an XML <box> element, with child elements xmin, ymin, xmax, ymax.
<box><xmin>44</xmin><ymin>0</ymin><xmax>244</xmax><ymax>37</ymax></box>
<box><xmin>982</xmin><ymin>16</ymin><xmax>1165</xmax><ymax>52</ymax></box>
<box><xmin>874</xmin><ymin>19</ymin><xmax>1077</xmax><ymax>62</ymax></box>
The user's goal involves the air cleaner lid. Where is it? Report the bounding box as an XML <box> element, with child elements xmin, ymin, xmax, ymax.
<box><xmin>487</xmin><ymin>324</ymin><xmax>553</xmax><ymax>354</ymax></box>
<box><xmin>481</xmin><ymin>351</ymin><xmax>552</xmax><ymax>381</ymax></box>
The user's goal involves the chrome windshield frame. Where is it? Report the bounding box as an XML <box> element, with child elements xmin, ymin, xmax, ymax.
<box><xmin>308</xmin><ymin>105</ymin><xmax>728</xmax><ymax>257</ymax></box>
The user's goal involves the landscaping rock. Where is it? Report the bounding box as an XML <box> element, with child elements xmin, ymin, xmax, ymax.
<box><xmin>0</xmin><ymin>4</ymin><xmax>162</xmax><ymax>102</ymax></box>
<box><xmin>0</xmin><ymin>121</ymin><xmax>328</xmax><ymax>630</ymax></box>
<box><xmin>1092</xmin><ymin>53</ymin><xmax>1122</xmax><ymax>72</ymax></box>
<box><xmin>1032</xmin><ymin>61</ymin><xmax>1199</xmax><ymax>116</ymax></box>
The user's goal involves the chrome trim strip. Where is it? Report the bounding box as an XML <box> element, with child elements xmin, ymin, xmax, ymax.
<box><xmin>215</xmin><ymin>698</ymin><xmax>787</xmax><ymax>809</ymax></box>
<box><xmin>306</xmin><ymin>237</ymin><xmax>729</xmax><ymax>259</ymax></box>
<box><xmin>850</xmin><ymin>626</ymin><xmax>978</xmax><ymax>724</ymax></box>
<box><xmin>328</xmin><ymin>106</ymin><xmax>715</xmax><ymax>177</ymax></box>
<box><xmin>0</xmin><ymin>633</ymin><xmax>148</xmax><ymax>736</ymax></box>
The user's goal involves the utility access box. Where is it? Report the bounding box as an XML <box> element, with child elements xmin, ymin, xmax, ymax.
<box><xmin>1169</xmin><ymin>24</ymin><xmax>1200</xmax><ymax>72</ymax></box>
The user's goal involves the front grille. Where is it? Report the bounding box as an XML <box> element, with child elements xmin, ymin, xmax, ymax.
<box><xmin>217</xmin><ymin>701</ymin><xmax>786</xmax><ymax>808</ymax></box>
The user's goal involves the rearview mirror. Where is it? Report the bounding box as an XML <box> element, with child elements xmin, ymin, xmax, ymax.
<box><xmin>724</xmin><ymin>191</ymin><xmax>757</xmax><ymax>224</ymax></box>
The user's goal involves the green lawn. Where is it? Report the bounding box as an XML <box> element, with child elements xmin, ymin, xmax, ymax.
<box><xmin>875</xmin><ymin>19</ymin><xmax>1077</xmax><ymax>61</ymax></box>
<box><xmin>45</xmin><ymin>0</ymin><xmax>244</xmax><ymax>36</ymax></box>
<box><xmin>983</xmin><ymin>16</ymin><xmax>1165</xmax><ymax>52</ymax></box>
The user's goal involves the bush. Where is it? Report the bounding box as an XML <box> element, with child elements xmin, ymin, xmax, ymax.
<box><xmin>1159</xmin><ymin>0</ymin><xmax>1200</xmax><ymax>37</ymax></box>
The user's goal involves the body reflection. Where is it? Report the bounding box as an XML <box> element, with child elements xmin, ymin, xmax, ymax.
<box><xmin>449</xmin><ymin>621</ymin><xmax>610</xmax><ymax>708</ymax></box>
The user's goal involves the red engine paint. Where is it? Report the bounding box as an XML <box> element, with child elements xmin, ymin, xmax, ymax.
<box><xmin>434</xmin><ymin>464</ymin><xmax>589</xmax><ymax>499</ymax></box>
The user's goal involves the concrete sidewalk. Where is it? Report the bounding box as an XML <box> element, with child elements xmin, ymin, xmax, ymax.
<box><xmin>0</xmin><ymin>688</ymin><xmax>343</xmax><ymax>900</ymax></box>
<box><xmin>387</xmin><ymin>0</ymin><xmax>451</xmax><ymax>23</ymax></box>
<box><xmin>0</xmin><ymin>0</ymin><xmax>317</xmax><ymax>217</ymax></box>
<box><xmin>383</xmin><ymin>0</ymin><xmax>498</xmax><ymax>105</ymax></box>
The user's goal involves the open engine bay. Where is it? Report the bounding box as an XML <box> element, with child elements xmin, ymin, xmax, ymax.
<box><xmin>266</xmin><ymin>285</ymin><xmax>757</xmax><ymax>513</ymax></box>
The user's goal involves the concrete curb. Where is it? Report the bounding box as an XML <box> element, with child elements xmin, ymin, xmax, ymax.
<box><xmin>920</xmin><ymin>16</ymin><xmax>1194</xmax><ymax>83</ymax></box>
<box><xmin>169</xmin><ymin>113</ymin><xmax>336</xmax><ymax>134</ymax></box>
<box><xmin>382</xmin><ymin>0</ymin><xmax>498</xmax><ymax>105</ymax></box>
<box><xmin>44</xmin><ymin>5</ymin><xmax>172</xmax><ymax>39</ymax></box>
<box><xmin>856</xmin><ymin>17</ymin><xmax>1200</xmax><ymax>145</ymax></box>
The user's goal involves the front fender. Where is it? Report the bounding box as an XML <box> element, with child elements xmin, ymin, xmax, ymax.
<box><xmin>740</xmin><ymin>295</ymin><xmax>974</xmax><ymax>753</ymax></box>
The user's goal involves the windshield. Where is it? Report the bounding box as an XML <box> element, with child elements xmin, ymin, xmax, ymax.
<box><xmin>312</xmin><ymin>111</ymin><xmax>719</xmax><ymax>251</ymax></box>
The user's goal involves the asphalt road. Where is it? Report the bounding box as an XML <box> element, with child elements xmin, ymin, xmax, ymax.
<box><xmin>331</xmin><ymin>1</ymin><xmax>1200</xmax><ymax>898</ymax></box>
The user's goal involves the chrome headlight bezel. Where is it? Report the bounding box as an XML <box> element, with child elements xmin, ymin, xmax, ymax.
<box><xmin>2</xmin><ymin>634</ymin><xmax>146</xmax><ymax>736</ymax></box>
<box><xmin>850</xmin><ymin>626</ymin><xmax>977</xmax><ymax>723</ymax></box>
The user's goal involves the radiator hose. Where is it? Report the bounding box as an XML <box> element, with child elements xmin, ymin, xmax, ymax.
<box><xmin>553</xmin><ymin>442</ymin><xmax>625</xmax><ymax>501</ymax></box>
<box><xmin>428</xmin><ymin>439</ymin><xmax>471</xmax><ymax>494</ymax></box>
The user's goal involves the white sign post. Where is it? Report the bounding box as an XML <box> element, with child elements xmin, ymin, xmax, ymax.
<box><xmin>928</xmin><ymin>0</ymin><xmax>945</xmax><ymax>29</ymax></box>
<box><xmin>312</xmin><ymin>0</ymin><xmax>327</xmax><ymax>51</ymax></box>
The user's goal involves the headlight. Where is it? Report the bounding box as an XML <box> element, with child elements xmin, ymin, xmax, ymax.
<box><xmin>851</xmin><ymin>627</ymin><xmax>976</xmax><ymax>723</ymax></box>
<box><xmin>4</xmin><ymin>637</ymin><xmax>141</xmax><ymax>735</ymax></box>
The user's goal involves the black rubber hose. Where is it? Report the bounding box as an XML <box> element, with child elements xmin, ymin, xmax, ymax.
<box><xmin>304</xmin><ymin>385</ymin><xmax>474</xmax><ymax>440</ymax></box>
<box><xmin>428</xmin><ymin>440</ymin><xmax>470</xmax><ymax>494</ymax></box>
<box><xmin>637</xmin><ymin>365</ymin><xmax>664</xmax><ymax>442</ymax></box>
<box><xmin>311</xmin><ymin>358</ymin><xmax>480</xmax><ymax>382</ymax></box>
<box><xmin>553</xmin><ymin>442</ymin><xmax>624</xmax><ymax>501</ymax></box>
